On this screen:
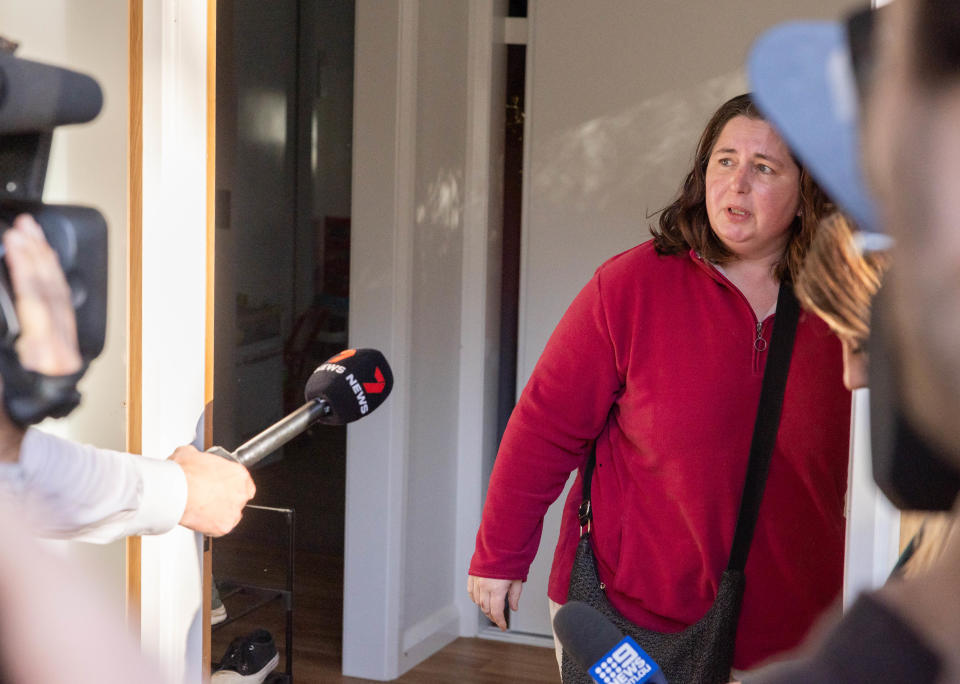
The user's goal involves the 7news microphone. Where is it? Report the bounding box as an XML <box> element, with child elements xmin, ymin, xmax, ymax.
<box><xmin>209</xmin><ymin>348</ymin><xmax>393</xmax><ymax>468</ymax></box>
<box><xmin>553</xmin><ymin>601</ymin><xmax>667</xmax><ymax>684</ymax></box>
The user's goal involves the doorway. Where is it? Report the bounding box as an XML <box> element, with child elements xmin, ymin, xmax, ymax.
<box><xmin>211</xmin><ymin>0</ymin><xmax>355</xmax><ymax>680</ymax></box>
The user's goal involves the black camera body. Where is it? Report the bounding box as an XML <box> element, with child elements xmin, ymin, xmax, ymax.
<box><xmin>0</xmin><ymin>50</ymin><xmax>109</xmax><ymax>424</ymax></box>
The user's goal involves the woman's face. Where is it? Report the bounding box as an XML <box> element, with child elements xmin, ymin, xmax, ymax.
<box><xmin>705</xmin><ymin>116</ymin><xmax>802</xmax><ymax>262</ymax></box>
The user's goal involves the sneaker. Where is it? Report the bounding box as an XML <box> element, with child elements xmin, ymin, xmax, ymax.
<box><xmin>211</xmin><ymin>584</ymin><xmax>228</xmax><ymax>626</ymax></box>
<box><xmin>212</xmin><ymin>629</ymin><xmax>279</xmax><ymax>683</ymax></box>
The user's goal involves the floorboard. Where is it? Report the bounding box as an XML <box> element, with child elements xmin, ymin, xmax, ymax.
<box><xmin>212</xmin><ymin>537</ymin><xmax>559</xmax><ymax>683</ymax></box>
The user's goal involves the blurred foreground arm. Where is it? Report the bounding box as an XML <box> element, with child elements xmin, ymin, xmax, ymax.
<box><xmin>0</xmin><ymin>497</ymin><xmax>166</xmax><ymax>684</ymax></box>
<box><xmin>9</xmin><ymin>430</ymin><xmax>254</xmax><ymax>541</ymax></box>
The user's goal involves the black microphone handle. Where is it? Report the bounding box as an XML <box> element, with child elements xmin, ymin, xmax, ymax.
<box><xmin>226</xmin><ymin>398</ymin><xmax>331</xmax><ymax>468</ymax></box>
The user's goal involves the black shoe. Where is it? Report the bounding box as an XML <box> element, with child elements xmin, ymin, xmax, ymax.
<box><xmin>212</xmin><ymin>629</ymin><xmax>280</xmax><ymax>683</ymax></box>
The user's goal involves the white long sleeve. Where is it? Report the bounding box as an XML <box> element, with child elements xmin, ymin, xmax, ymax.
<box><xmin>0</xmin><ymin>428</ymin><xmax>188</xmax><ymax>543</ymax></box>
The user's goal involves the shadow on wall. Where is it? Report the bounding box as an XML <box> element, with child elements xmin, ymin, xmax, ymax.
<box><xmin>532</xmin><ymin>72</ymin><xmax>746</xmax><ymax>214</ymax></box>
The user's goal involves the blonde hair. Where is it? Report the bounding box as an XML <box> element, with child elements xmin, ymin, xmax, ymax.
<box><xmin>794</xmin><ymin>213</ymin><xmax>889</xmax><ymax>352</ymax></box>
<box><xmin>897</xmin><ymin>513</ymin><xmax>958</xmax><ymax>578</ymax></box>
<box><xmin>796</xmin><ymin>213</ymin><xmax>958</xmax><ymax>577</ymax></box>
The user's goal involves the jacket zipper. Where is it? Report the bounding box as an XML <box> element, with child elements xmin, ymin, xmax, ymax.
<box><xmin>753</xmin><ymin>319</ymin><xmax>768</xmax><ymax>373</ymax></box>
<box><xmin>692</xmin><ymin>252</ymin><xmax>772</xmax><ymax>374</ymax></box>
<box><xmin>754</xmin><ymin>321</ymin><xmax>767</xmax><ymax>351</ymax></box>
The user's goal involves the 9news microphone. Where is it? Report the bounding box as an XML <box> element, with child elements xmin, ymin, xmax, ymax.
<box><xmin>210</xmin><ymin>348</ymin><xmax>393</xmax><ymax>468</ymax></box>
<box><xmin>553</xmin><ymin>601</ymin><xmax>667</xmax><ymax>684</ymax></box>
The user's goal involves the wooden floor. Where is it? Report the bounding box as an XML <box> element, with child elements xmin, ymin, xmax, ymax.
<box><xmin>212</xmin><ymin>537</ymin><xmax>560</xmax><ymax>683</ymax></box>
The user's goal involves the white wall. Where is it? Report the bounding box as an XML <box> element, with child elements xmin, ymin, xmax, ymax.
<box><xmin>844</xmin><ymin>389</ymin><xmax>900</xmax><ymax>608</ymax></box>
<box><xmin>346</xmin><ymin>0</ymin><xmax>506</xmax><ymax>678</ymax></box>
<box><xmin>345</xmin><ymin>2</ymin><xmax>416</xmax><ymax>677</ymax></box>
<box><xmin>455</xmin><ymin>0</ymin><xmax>507</xmax><ymax>638</ymax></box>
<box><xmin>0</xmin><ymin>5</ymin><xmax>209</xmax><ymax>681</ymax></box>
<box><xmin>513</xmin><ymin>0</ymin><xmax>865</xmax><ymax>637</ymax></box>
<box><xmin>0</xmin><ymin>0</ymin><xmax>130</xmax><ymax>610</ymax></box>
<box><xmin>139</xmin><ymin>2</ymin><xmax>209</xmax><ymax>682</ymax></box>
<box><xmin>401</xmin><ymin>0</ymin><xmax>469</xmax><ymax>649</ymax></box>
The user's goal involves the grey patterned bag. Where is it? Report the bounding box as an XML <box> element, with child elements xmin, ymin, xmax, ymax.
<box><xmin>562</xmin><ymin>535</ymin><xmax>743</xmax><ymax>684</ymax></box>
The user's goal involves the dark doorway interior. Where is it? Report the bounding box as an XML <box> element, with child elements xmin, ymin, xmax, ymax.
<box><xmin>212</xmin><ymin>0</ymin><xmax>535</xmax><ymax>678</ymax></box>
<box><xmin>212</xmin><ymin>0</ymin><xmax>355</xmax><ymax>680</ymax></box>
<box><xmin>496</xmin><ymin>41</ymin><xmax>526</xmax><ymax>446</ymax></box>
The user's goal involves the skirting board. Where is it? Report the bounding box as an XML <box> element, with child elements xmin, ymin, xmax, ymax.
<box><xmin>398</xmin><ymin>604</ymin><xmax>460</xmax><ymax>673</ymax></box>
<box><xmin>478</xmin><ymin>625</ymin><xmax>555</xmax><ymax>650</ymax></box>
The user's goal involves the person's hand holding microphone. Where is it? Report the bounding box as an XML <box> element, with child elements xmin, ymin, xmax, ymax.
<box><xmin>0</xmin><ymin>213</ymin><xmax>256</xmax><ymax>536</ymax></box>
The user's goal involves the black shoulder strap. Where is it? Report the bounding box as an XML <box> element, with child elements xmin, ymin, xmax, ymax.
<box><xmin>578</xmin><ymin>443</ymin><xmax>596</xmax><ymax>530</ymax></box>
<box><xmin>726</xmin><ymin>281</ymin><xmax>800</xmax><ymax>571</ymax></box>
<box><xmin>578</xmin><ymin>281</ymin><xmax>801</xmax><ymax>575</ymax></box>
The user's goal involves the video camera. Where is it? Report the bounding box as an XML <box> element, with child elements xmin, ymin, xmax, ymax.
<box><xmin>0</xmin><ymin>46</ymin><xmax>108</xmax><ymax>425</ymax></box>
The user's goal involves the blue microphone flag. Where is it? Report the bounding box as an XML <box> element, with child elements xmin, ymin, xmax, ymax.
<box><xmin>589</xmin><ymin>636</ymin><xmax>665</xmax><ymax>684</ymax></box>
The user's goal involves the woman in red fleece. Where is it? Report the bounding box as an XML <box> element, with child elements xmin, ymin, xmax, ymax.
<box><xmin>468</xmin><ymin>94</ymin><xmax>851</xmax><ymax>672</ymax></box>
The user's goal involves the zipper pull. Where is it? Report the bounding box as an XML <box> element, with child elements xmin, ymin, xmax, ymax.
<box><xmin>754</xmin><ymin>321</ymin><xmax>767</xmax><ymax>351</ymax></box>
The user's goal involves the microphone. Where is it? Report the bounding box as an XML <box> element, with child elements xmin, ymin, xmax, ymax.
<box><xmin>553</xmin><ymin>602</ymin><xmax>667</xmax><ymax>684</ymax></box>
<box><xmin>304</xmin><ymin>348</ymin><xmax>393</xmax><ymax>424</ymax></box>
<box><xmin>211</xmin><ymin>348</ymin><xmax>393</xmax><ymax>469</ymax></box>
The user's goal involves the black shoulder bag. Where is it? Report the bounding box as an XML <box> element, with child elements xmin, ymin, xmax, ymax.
<box><xmin>562</xmin><ymin>282</ymin><xmax>801</xmax><ymax>684</ymax></box>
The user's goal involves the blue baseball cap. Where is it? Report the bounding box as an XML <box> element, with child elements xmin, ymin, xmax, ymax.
<box><xmin>748</xmin><ymin>10</ymin><xmax>886</xmax><ymax>244</ymax></box>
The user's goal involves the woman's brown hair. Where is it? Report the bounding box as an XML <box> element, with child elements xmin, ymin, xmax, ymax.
<box><xmin>651</xmin><ymin>93</ymin><xmax>830</xmax><ymax>282</ymax></box>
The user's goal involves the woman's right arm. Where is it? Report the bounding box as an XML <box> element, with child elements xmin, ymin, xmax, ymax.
<box><xmin>467</xmin><ymin>266</ymin><xmax>625</xmax><ymax>611</ymax></box>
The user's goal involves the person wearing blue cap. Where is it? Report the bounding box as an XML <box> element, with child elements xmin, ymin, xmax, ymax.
<box><xmin>742</xmin><ymin>1</ymin><xmax>960</xmax><ymax>681</ymax></box>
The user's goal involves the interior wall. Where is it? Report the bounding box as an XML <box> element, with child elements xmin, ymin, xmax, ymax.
<box><xmin>512</xmin><ymin>0</ymin><xmax>864</xmax><ymax>637</ymax></box>
<box><xmin>455</xmin><ymin>0</ymin><xmax>508</xmax><ymax>637</ymax></box>
<box><xmin>844</xmin><ymin>388</ymin><xmax>899</xmax><ymax>607</ymax></box>
<box><xmin>0</xmin><ymin>0</ymin><xmax>129</xmax><ymax>609</ymax></box>
<box><xmin>344</xmin><ymin>1</ymin><xmax>415</xmax><ymax>676</ymax></box>
<box><xmin>346</xmin><ymin>1</ymin><xmax>510</xmax><ymax>675</ymax></box>
<box><xmin>139</xmin><ymin>2</ymin><xmax>210</xmax><ymax>681</ymax></box>
<box><xmin>400</xmin><ymin>0</ymin><xmax>469</xmax><ymax>651</ymax></box>
<box><xmin>347</xmin><ymin>0</ymin><xmax>502</xmax><ymax>677</ymax></box>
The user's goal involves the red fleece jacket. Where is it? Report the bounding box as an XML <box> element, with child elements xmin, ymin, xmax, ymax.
<box><xmin>470</xmin><ymin>241</ymin><xmax>851</xmax><ymax>669</ymax></box>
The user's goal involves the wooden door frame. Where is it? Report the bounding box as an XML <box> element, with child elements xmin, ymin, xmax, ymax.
<box><xmin>126</xmin><ymin>1</ymin><xmax>215</xmax><ymax>680</ymax></box>
<box><xmin>126</xmin><ymin>0</ymin><xmax>143</xmax><ymax>641</ymax></box>
<box><xmin>202</xmin><ymin>0</ymin><xmax>217</xmax><ymax>676</ymax></box>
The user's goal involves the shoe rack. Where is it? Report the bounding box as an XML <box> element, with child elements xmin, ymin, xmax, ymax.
<box><xmin>213</xmin><ymin>504</ymin><xmax>295</xmax><ymax>682</ymax></box>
